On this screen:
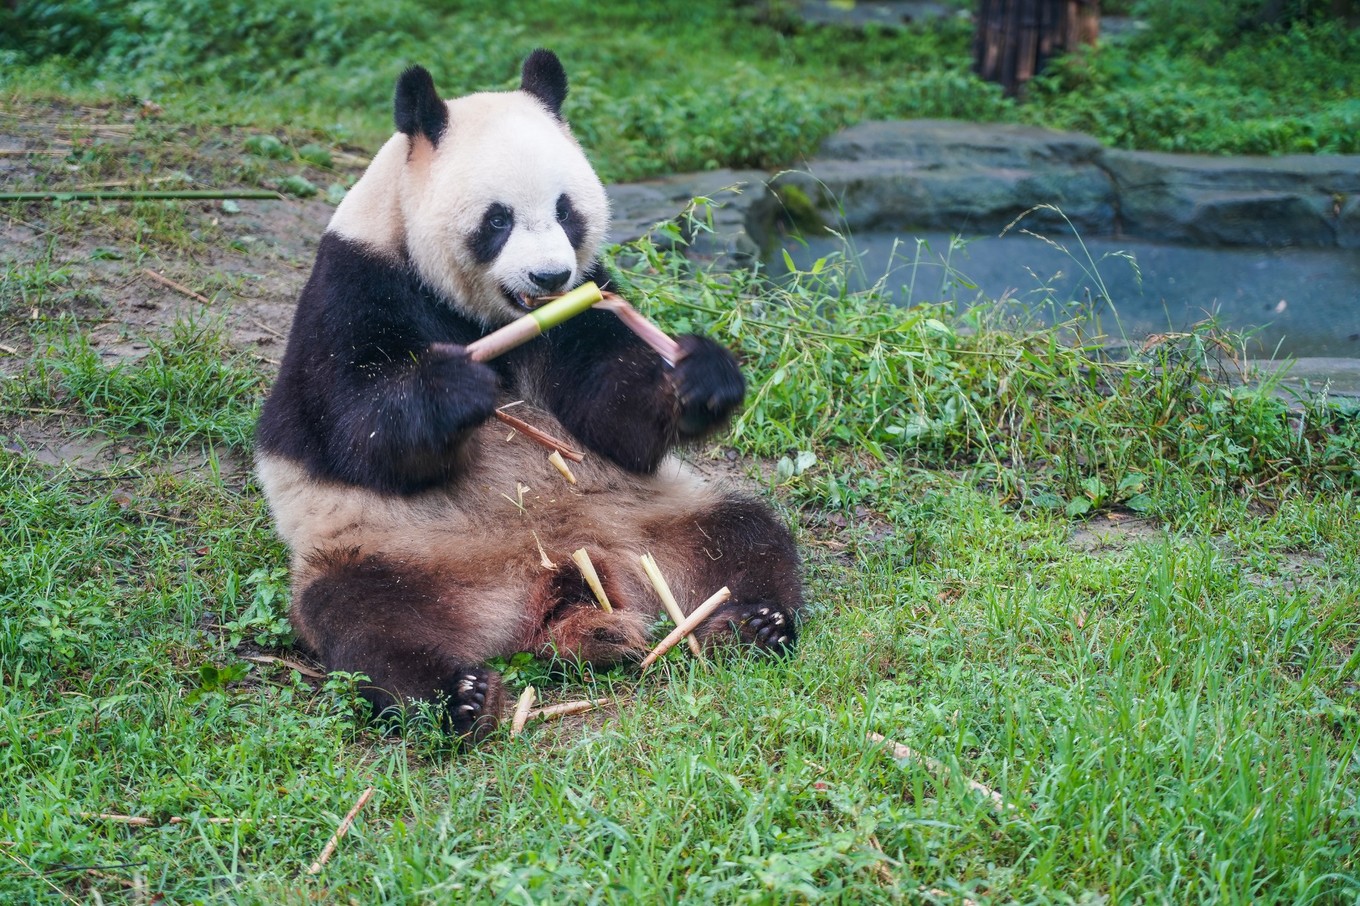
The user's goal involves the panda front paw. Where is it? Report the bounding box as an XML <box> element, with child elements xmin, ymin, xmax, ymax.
<box><xmin>422</xmin><ymin>343</ymin><xmax>499</xmax><ymax>430</ymax></box>
<box><xmin>438</xmin><ymin>666</ymin><xmax>504</xmax><ymax>744</ymax></box>
<box><xmin>672</xmin><ymin>335</ymin><xmax>746</xmax><ymax>438</ymax></box>
<box><xmin>699</xmin><ymin>600</ymin><xmax>798</xmax><ymax>656</ymax></box>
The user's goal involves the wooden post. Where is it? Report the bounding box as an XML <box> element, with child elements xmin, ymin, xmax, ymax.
<box><xmin>974</xmin><ymin>0</ymin><xmax>1099</xmax><ymax>97</ymax></box>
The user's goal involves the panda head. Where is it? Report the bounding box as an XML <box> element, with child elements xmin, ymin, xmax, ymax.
<box><xmin>378</xmin><ymin>50</ymin><xmax>610</xmax><ymax>326</ymax></box>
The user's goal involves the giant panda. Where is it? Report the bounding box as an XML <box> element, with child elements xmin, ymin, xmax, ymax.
<box><xmin>255</xmin><ymin>50</ymin><xmax>804</xmax><ymax>742</ymax></box>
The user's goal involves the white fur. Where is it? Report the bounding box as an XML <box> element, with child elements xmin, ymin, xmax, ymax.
<box><xmin>330</xmin><ymin>89</ymin><xmax>609</xmax><ymax>327</ymax></box>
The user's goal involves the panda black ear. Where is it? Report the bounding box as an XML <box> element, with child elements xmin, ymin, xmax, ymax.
<box><xmin>394</xmin><ymin>65</ymin><xmax>449</xmax><ymax>146</ymax></box>
<box><xmin>520</xmin><ymin>49</ymin><xmax>568</xmax><ymax>119</ymax></box>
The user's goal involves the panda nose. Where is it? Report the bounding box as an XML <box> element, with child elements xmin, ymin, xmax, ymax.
<box><xmin>529</xmin><ymin>269</ymin><xmax>572</xmax><ymax>293</ymax></box>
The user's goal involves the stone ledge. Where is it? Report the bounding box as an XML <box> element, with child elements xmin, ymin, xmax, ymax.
<box><xmin>606</xmin><ymin>120</ymin><xmax>1360</xmax><ymax>257</ymax></box>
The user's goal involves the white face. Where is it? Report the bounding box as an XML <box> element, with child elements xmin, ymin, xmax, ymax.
<box><xmin>400</xmin><ymin>91</ymin><xmax>610</xmax><ymax>326</ymax></box>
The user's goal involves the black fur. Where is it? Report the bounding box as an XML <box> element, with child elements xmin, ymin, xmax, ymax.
<box><xmin>394</xmin><ymin>65</ymin><xmax>449</xmax><ymax>145</ymax></box>
<box><xmin>556</xmin><ymin>193</ymin><xmax>587</xmax><ymax>250</ymax></box>
<box><xmin>520</xmin><ymin>48</ymin><xmax>568</xmax><ymax>118</ymax></box>
<box><xmin>295</xmin><ymin>548</ymin><xmax>504</xmax><ymax>741</ymax></box>
<box><xmin>256</xmin><ymin>233</ymin><xmax>500</xmax><ymax>494</ymax></box>
<box><xmin>469</xmin><ymin>203</ymin><xmax>514</xmax><ymax>265</ymax></box>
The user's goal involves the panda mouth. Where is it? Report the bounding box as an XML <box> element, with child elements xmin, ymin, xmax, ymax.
<box><xmin>504</xmin><ymin>288</ymin><xmax>539</xmax><ymax>312</ymax></box>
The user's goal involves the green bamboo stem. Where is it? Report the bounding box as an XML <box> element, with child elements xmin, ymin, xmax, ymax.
<box><xmin>459</xmin><ymin>282</ymin><xmax>604</xmax><ymax>362</ymax></box>
<box><xmin>0</xmin><ymin>190</ymin><xmax>282</xmax><ymax>201</ymax></box>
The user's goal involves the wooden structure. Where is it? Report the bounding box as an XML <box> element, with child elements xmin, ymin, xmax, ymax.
<box><xmin>974</xmin><ymin>0</ymin><xmax>1100</xmax><ymax>97</ymax></box>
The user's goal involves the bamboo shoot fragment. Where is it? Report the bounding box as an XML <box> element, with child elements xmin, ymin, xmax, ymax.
<box><xmin>548</xmin><ymin>449</ymin><xmax>577</xmax><ymax>484</ymax></box>
<box><xmin>571</xmin><ymin>548</ymin><xmax>612</xmax><ymax>612</ymax></box>
<box><xmin>639</xmin><ymin>552</ymin><xmax>702</xmax><ymax>657</ymax></box>
<box><xmin>528</xmin><ymin>698</ymin><xmax>610</xmax><ymax>722</ymax></box>
<box><xmin>510</xmin><ymin>685</ymin><xmax>537</xmax><ymax>737</ymax></box>
<box><xmin>640</xmin><ymin>586</ymin><xmax>731</xmax><ymax>669</ymax></box>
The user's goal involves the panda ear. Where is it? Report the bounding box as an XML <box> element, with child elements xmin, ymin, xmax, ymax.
<box><xmin>520</xmin><ymin>49</ymin><xmax>568</xmax><ymax>119</ymax></box>
<box><xmin>394</xmin><ymin>65</ymin><xmax>449</xmax><ymax>146</ymax></box>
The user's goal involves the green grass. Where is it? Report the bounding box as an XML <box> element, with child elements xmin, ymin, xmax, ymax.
<box><xmin>3</xmin><ymin>230</ymin><xmax>1358</xmax><ymax>901</ymax></box>
<box><xmin>2</xmin><ymin>7</ymin><xmax>1359</xmax><ymax>901</ymax></box>
<box><xmin>3</xmin><ymin>0</ymin><xmax>1357</xmax><ymax>184</ymax></box>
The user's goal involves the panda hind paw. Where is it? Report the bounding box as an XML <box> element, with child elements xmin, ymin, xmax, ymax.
<box><xmin>439</xmin><ymin>666</ymin><xmax>504</xmax><ymax>744</ymax></box>
<box><xmin>705</xmin><ymin>601</ymin><xmax>798</xmax><ymax>656</ymax></box>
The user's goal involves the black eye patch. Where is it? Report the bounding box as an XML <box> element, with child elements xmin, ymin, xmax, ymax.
<box><xmin>469</xmin><ymin>203</ymin><xmax>514</xmax><ymax>264</ymax></box>
<box><xmin>556</xmin><ymin>194</ymin><xmax>586</xmax><ymax>250</ymax></box>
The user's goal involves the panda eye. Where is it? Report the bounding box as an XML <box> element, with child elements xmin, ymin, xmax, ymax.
<box><xmin>483</xmin><ymin>204</ymin><xmax>513</xmax><ymax>233</ymax></box>
<box><xmin>555</xmin><ymin>195</ymin><xmax>573</xmax><ymax>223</ymax></box>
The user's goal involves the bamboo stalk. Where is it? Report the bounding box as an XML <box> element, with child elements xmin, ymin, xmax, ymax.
<box><xmin>638</xmin><ymin>553</ymin><xmax>702</xmax><ymax>657</ymax></box>
<box><xmin>571</xmin><ymin>548</ymin><xmax>613</xmax><ymax>612</ymax></box>
<box><xmin>460</xmin><ymin>282</ymin><xmax>603</xmax><ymax>362</ymax></box>
<box><xmin>510</xmin><ymin>685</ymin><xmax>537</xmax><ymax>737</ymax></box>
<box><xmin>639</xmin><ymin>586</ymin><xmax>731</xmax><ymax>669</ymax></box>
<box><xmin>142</xmin><ymin>268</ymin><xmax>210</xmax><ymax>305</ymax></box>
<box><xmin>866</xmin><ymin>732</ymin><xmax>1014</xmax><ymax>814</ymax></box>
<box><xmin>305</xmin><ymin>787</ymin><xmax>376</xmax><ymax>875</ymax></box>
<box><xmin>493</xmin><ymin>409</ymin><xmax>585</xmax><ymax>462</ymax></box>
<box><xmin>0</xmin><ymin>190</ymin><xmax>281</xmax><ymax>201</ymax></box>
<box><xmin>594</xmin><ymin>292</ymin><xmax>684</xmax><ymax>365</ymax></box>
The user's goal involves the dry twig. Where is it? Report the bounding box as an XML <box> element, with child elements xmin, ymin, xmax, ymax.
<box><xmin>866</xmin><ymin>732</ymin><xmax>1014</xmax><ymax>814</ymax></box>
<box><xmin>305</xmin><ymin>786</ymin><xmax>376</xmax><ymax>875</ymax></box>
<box><xmin>243</xmin><ymin>655</ymin><xmax>325</xmax><ymax>679</ymax></box>
<box><xmin>142</xmin><ymin>268</ymin><xmax>210</xmax><ymax>305</ymax></box>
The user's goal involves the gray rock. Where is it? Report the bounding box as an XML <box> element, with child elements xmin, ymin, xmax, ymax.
<box><xmin>606</xmin><ymin>169</ymin><xmax>768</xmax><ymax>267</ymax></box>
<box><xmin>1103</xmin><ymin>149</ymin><xmax>1360</xmax><ymax>248</ymax></box>
<box><xmin>754</xmin><ymin>120</ymin><xmax>1118</xmax><ymax>240</ymax></box>
<box><xmin>604</xmin><ymin>121</ymin><xmax>1360</xmax><ymax>268</ymax></box>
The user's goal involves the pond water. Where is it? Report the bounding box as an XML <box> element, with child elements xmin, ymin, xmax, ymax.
<box><xmin>774</xmin><ymin>231</ymin><xmax>1360</xmax><ymax>362</ymax></box>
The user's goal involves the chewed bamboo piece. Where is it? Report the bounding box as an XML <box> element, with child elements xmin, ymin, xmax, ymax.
<box><xmin>866</xmin><ymin>731</ymin><xmax>1015</xmax><ymax>814</ymax></box>
<box><xmin>548</xmin><ymin>450</ymin><xmax>577</xmax><ymax>484</ymax></box>
<box><xmin>639</xmin><ymin>552</ymin><xmax>702</xmax><ymax>657</ymax></box>
<box><xmin>528</xmin><ymin>698</ymin><xmax>610</xmax><ymax>722</ymax></box>
<box><xmin>593</xmin><ymin>291</ymin><xmax>684</xmax><ymax>365</ymax></box>
<box><xmin>571</xmin><ymin>548</ymin><xmax>612</xmax><ymax>612</ymax></box>
<box><xmin>493</xmin><ymin>407</ymin><xmax>585</xmax><ymax>462</ymax></box>
<box><xmin>510</xmin><ymin>685</ymin><xmax>537</xmax><ymax>737</ymax></box>
<box><xmin>640</xmin><ymin>586</ymin><xmax>730</xmax><ymax>669</ymax></box>
<box><xmin>430</xmin><ymin>284</ymin><xmax>682</xmax><ymax>370</ymax></box>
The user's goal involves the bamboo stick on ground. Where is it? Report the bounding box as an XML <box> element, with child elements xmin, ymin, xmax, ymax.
<box><xmin>638</xmin><ymin>552</ymin><xmax>702</xmax><ymax>657</ymax></box>
<box><xmin>527</xmin><ymin>698</ymin><xmax>610</xmax><ymax>722</ymax></box>
<box><xmin>305</xmin><ymin>786</ymin><xmax>376</xmax><ymax>875</ymax></box>
<box><xmin>142</xmin><ymin>268</ymin><xmax>211</xmax><ymax>305</ymax></box>
<box><xmin>571</xmin><ymin>548</ymin><xmax>613</xmax><ymax>612</ymax></box>
<box><xmin>640</xmin><ymin>586</ymin><xmax>730</xmax><ymax>669</ymax></box>
<box><xmin>866</xmin><ymin>731</ymin><xmax>1014</xmax><ymax>814</ymax></box>
<box><xmin>81</xmin><ymin>812</ymin><xmax>241</xmax><ymax>827</ymax></box>
<box><xmin>510</xmin><ymin>685</ymin><xmax>537</xmax><ymax>737</ymax></box>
